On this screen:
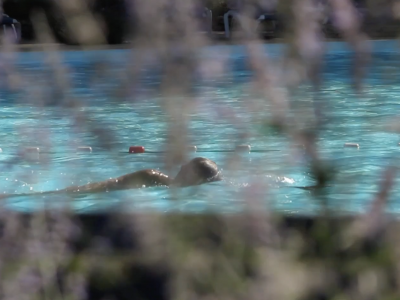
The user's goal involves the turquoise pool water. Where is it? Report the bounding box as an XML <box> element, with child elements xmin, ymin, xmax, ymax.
<box><xmin>0</xmin><ymin>40</ymin><xmax>400</xmax><ymax>215</ymax></box>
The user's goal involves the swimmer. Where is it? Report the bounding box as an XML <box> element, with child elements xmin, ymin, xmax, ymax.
<box><xmin>0</xmin><ymin>155</ymin><xmax>326</xmax><ymax>199</ymax></box>
<box><xmin>0</xmin><ymin>157</ymin><xmax>222</xmax><ymax>199</ymax></box>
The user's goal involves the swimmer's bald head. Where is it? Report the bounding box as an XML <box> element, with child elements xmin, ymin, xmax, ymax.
<box><xmin>172</xmin><ymin>157</ymin><xmax>222</xmax><ymax>187</ymax></box>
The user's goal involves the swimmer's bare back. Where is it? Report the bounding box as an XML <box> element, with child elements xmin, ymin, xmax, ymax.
<box><xmin>0</xmin><ymin>169</ymin><xmax>172</xmax><ymax>199</ymax></box>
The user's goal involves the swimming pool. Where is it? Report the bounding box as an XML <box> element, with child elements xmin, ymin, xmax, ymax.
<box><xmin>0</xmin><ymin>40</ymin><xmax>399</xmax><ymax>215</ymax></box>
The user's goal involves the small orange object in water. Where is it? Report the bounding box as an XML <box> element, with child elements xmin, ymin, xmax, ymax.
<box><xmin>129</xmin><ymin>146</ymin><xmax>145</xmax><ymax>153</ymax></box>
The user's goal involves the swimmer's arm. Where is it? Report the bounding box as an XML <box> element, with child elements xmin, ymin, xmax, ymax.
<box><xmin>0</xmin><ymin>170</ymin><xmax>172</xmax><ymax>199</ymax></box>
<box><xmin>61</xmin><ymin>169</ymin><xmax>172</xmax><ymax>193</ymax></box>
<box><xmin>116</xmin><ymin>169</ymin><xmax>172</xmax><ymax>189</ymax></box>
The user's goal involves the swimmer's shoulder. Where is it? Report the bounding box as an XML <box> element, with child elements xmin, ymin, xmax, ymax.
<box><xmin>117</xmin><ymin>169</ymin><xmax>172</xmax><ymax>188</ymax></box>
